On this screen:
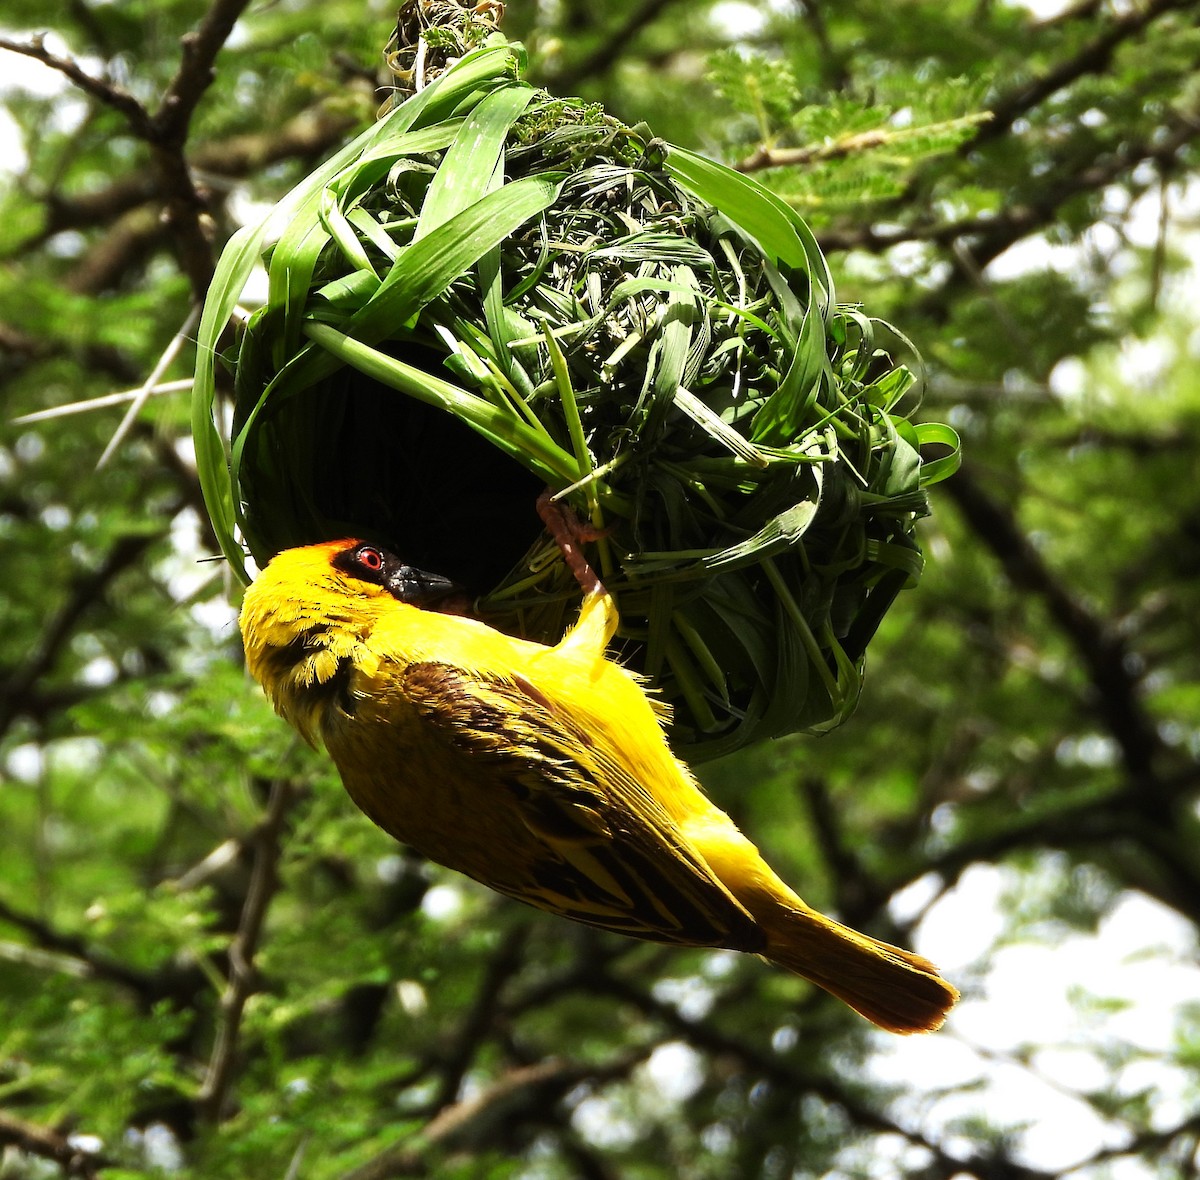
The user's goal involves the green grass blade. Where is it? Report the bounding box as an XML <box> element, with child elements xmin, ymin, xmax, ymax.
<box><xmin>349</xmin><ymin>173</ymin><xmax>567</xmax><ymax>344</ymax></box>
<box><xmin>345</xmin><ymin>207</ymin><xmax>400</xmax><ymax>262</ymax></box>
<box><xmin>191</xmin><ymin>222</ymin><xmax>267</xmax><ymax>581</ymax></box>
<box><xmin>541</xmin><ymin>323</ymin><xmax>593</xmax><ymax>493</ymax></box>
<box><xmin>672</xmin><ymin>386</ymin><xmax>769</xmax><ymax>468</ymax></box>
<box><xmin>400</xmin><ymin>43</ymin><xmax>521</xmax><ymax>130</ymax></box>
<box><xmin>915</xmin><ymin>421</ymin><xmax>962</xmax><ymax>485</ymax></box>
<box><xmin>319</xmin><ymin>188</ymin><xmax>376</xmax><ymax>276</ymax></box>
<box><xmin>303</xmin><ymin>322</ymin><xmax>586</xmax><ymax>488</ymax></box>
<box><xmin>750</xmin><ymin>303</ymin><xmax>829</xmax><ymax>445</ymax></box>
<box><xmin>415</xmin><ymin>84</ymin><xmax>536</xmax><ymax>239</ymax></box>
<box><xmin>665</xmin><ymin>146</ymin><xmax>834</xmax><ymax>309</ymax></box>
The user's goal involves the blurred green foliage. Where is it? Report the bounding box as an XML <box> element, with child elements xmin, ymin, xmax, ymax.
<box><xmin>2</xmin><ymin>0</ymin><xmax>1199</xmax><ymax>1176</ymax></box>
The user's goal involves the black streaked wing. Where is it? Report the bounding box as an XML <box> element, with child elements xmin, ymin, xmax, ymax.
<box><xmin>400</xmin><ymin>661</ymin><xmax>764</xmax><ymax>953</ymax></box>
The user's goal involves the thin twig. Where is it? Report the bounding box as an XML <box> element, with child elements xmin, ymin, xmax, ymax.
<box><xmin>735</xmin><ymin>115</ymin><xmax>991</xmax><ymax>174</ymax></box>
<box><xmin>12</xmin><ymin>379</ymin><xmax>194</xmax><ymax>425</ymax></box>
<box><xmin>97</xmin><ymin>305</ymin><xmax>200</xmax><ymax>468</ymax></box>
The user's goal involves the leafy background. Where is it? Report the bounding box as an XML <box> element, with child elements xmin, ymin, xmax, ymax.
<box><xmin>2</xmin><ymin>0</ymin><xmax>1199</xmax><ymax>1177</ymax></box>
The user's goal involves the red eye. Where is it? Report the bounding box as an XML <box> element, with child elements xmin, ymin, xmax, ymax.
<box><xmin>357</xmin><ymin>546</ymin><xmax>384</xmax><ymax>572</ymax></box>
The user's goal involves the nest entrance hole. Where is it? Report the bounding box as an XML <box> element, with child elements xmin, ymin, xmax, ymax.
<box><xmin>255</xmin><ymin>345</ymin><xmax>545</xmax><ymax>594</ymax></box>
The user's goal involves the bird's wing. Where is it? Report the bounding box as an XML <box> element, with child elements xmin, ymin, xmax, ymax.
<box><xmin>400</xmin><ymin>660</ymin><xmax>764</xmax><ymax>953</ymax></box>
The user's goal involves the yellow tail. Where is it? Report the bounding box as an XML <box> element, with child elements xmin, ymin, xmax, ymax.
<box><xmin>761</xmin><ymin>906</ymin><xmax>958</xmax><ymax>1034</ymax></box>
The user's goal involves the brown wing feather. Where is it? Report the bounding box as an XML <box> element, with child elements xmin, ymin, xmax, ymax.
<box><xmin>400</xmin><ymin>661</ymin><xmax>764</xmax><ymax>953</ymax></box>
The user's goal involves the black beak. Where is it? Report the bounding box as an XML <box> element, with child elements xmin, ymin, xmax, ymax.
<box><xmin>384</xmin><ymin>563</ymin><xmax>462</xmax><ymax>606</ymax></box>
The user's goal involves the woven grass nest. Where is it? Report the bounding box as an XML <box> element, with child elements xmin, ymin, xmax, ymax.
<box><xmin>193</xmin><ymin>5</ymin><xmax>959</xmax><ymax>762</ymax></box>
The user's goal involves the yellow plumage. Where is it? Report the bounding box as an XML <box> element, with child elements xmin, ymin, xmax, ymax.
<box><xmin>240</xmin><ymin>539</ymin><xmax>958</xmax><ymax>1033</ymax></box>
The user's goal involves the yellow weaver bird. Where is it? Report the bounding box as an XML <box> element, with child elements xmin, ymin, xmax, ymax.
<box><xmin>239</xmin><ymin>536</ymin><xmax>958</xmax><ymax>1034</ymax></box>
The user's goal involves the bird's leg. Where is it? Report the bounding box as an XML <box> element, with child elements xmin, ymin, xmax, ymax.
<box><xmin>537</xmin><ymin>490</ymin><xmax>618</xmax><ymax>652</ymax></box>
<box><xmin>536</xmin><ymin>488</ymin><xmax>606</xmax><ymax>596</ymax></box>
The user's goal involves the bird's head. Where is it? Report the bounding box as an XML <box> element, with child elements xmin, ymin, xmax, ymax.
<box><xmin>239</xmin><ymin>539</ymin><xmax>461</xmax><ymax>742</ymax></box>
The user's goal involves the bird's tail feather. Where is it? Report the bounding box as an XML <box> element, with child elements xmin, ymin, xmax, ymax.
<box><xmin>762</xmin><ymin>908</ymin><xmax>958</xmax><ymax>1034</ymax></box>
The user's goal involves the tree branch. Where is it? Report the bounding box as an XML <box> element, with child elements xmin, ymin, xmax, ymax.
<box><xmin>796</xmin><ymin>0</ymin><xmax>849</xmax><ymax>91</ymax></box>
<box><xmin>8</xmin><ymin>104</ymin><xmax>357</xmax><ymax>287</ymax></box>
<box><xmin>593</xmin><ymin>971</ymin><xmax>1057</xmax><ymax>1180</ymax></box>
<box><xmin>151</xmin><ymin>0</ymin><xmax>255</xmax><ymax>146</ymax></box>
<box><xmin>736</xmin><ymin>127</ymin><xmax>899</xmax><ymax>175</ymax></box>
<box><xmin>1</xmin><ymin>0</ymin><xmax>255</xmax><ymax>300</ymax></box>
<box><xmin>195</xmin><ymin>777</ymin><xmax>298</xmax><ymax>1123</ymax></box>
<box><xmin>341</xmin><ymin>1053</ymin><xmax>646</xmax><ymax>1180</ymax></box>
<box><xmin>192</xmin><ymin>104</ymin><xmax>361</xmax><ymax>179</ymax></box>
<box><xmin>0</xmin><ymin>895</ymin><xmax>159</xmax><ymax>999</ymax></box>
<box><xmin>736</xmin><ymin>116</ymin><xmax>991</xmax><ymax>175</ymax></box>
<box><xmin>548</xmin><ymin>0</ymin><xmax>685</xmax><ymax>85</ymax></box>
<box><xmin>431</xmin><ymin>923</ymin><xmax>529</xmax><ymax>1109</ymax></box>
<box><xmin>969</xmin><ymin>0</ymin><xmax>1200</xmax><ymax>151</ymax></box>
<box><xmin>798</xmin><ymin>776</ymin><xmax>876</xmax><ymax>923</ymax></box>
<box><xmin>0</xmin><ymin>34</ymin><xmax>153</xmax><ymax>135</ymax></box>
<box><xmin>0</xmin><ymin>1111</ymin><xmax>112</xmax><ymax>1179</ymax></box>
<box><xmin>0</xmin><ymin>528</ymin><xmax>171</xmax><ymax>738</ymax></box>
<box><xmin>146</xmin><ymin>0</ymin><xmax>257</xmax><ymax>296</ymax></box>
<box><xmin>945</xmin><ymin>463</ymin><xmax>1162</xmax><ymax>781</ymax></box>
<box><xmin>1084</xmin><ymin>1111</ymin><xmax>1200</xmax><ymax>1169</ymax></box>
<box><xmin>818</xmin><ymin>106</ymin><xmax>1200</xmax><ymax>265</ymax></box>
<box><xmin>65</xmin><ymin>205</ymin><xmax>167</xmax><ymax>294</ymax></box>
